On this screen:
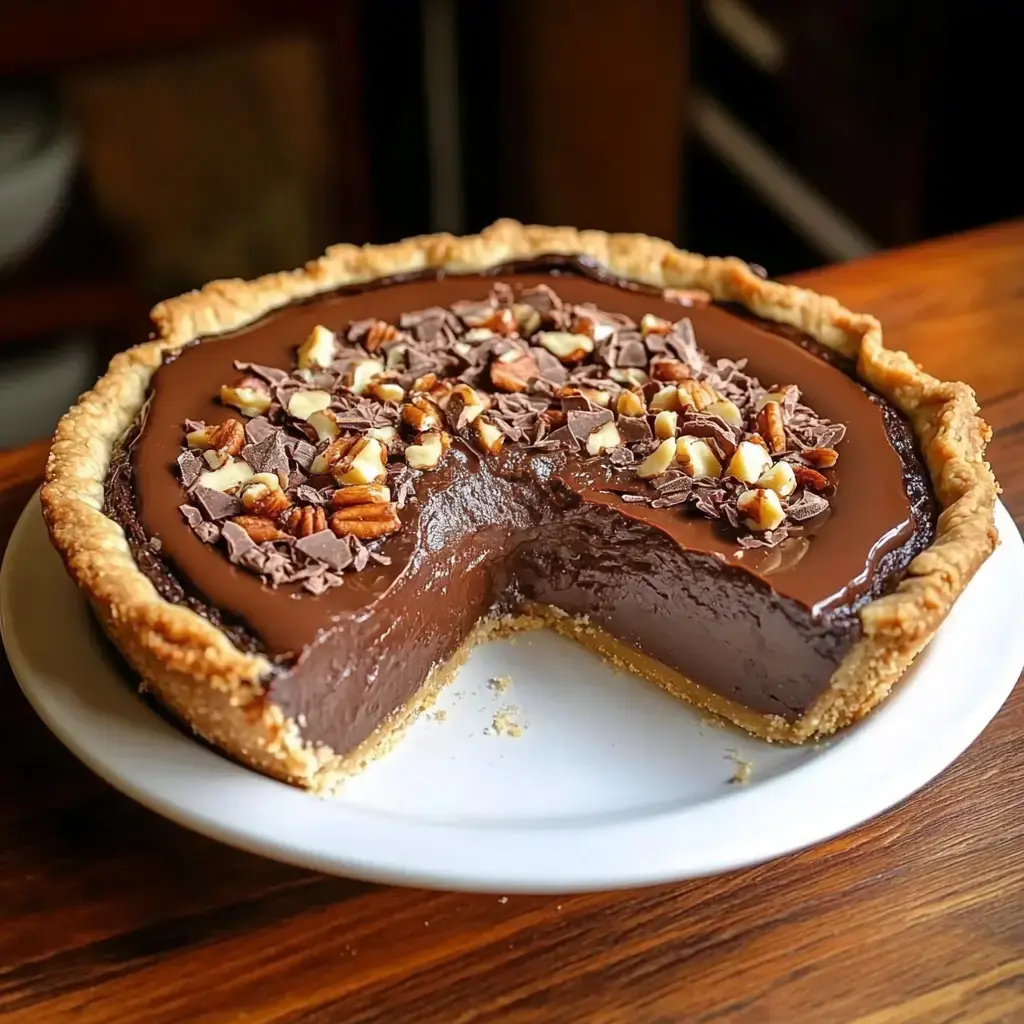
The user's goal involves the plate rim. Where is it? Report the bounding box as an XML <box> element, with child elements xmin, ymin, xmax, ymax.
<box><xmin>3</xmin><ymin>492</ymin><xmax>1023</xmax><ymax>893</ymax></box>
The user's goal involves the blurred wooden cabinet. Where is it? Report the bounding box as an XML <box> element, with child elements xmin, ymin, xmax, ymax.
<box><xmin>688</xmin><ymin>0</ymin><xmax>1022</xmax><ymax>271</ymax></box>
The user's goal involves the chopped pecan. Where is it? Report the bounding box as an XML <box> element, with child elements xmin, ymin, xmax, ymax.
<box><xmin>412</xmin><ymin>372</ymin><xmax>438</xmax><ymax>393</ymax></box>
<box><xmin>310</xmin><ymin>436</ymin><xmax>357</xmax><ymax>476</ymax></box>
<box><xmin>737</xmin><ymin>488</ymin><xmax>786</xmax><ymax>531</ymax></box>
<box><xmin>539</xmin><ymin>408</ymin><xmax>566</xmax><ymax>429</ymax></box>
<box><xmin>335</xmin><ymin>436</ymin><xmax>388</xmax><ymax>485</ymax></box>
<box><xmin>240</xmin><ymin>474</ymin><xmax>293</xmax><ymax>517</ymax></box>
<box><xmin>640</xmin><ymin>313</ymin><xmax>672</xmax><ymax>336</ymax></box>
<box><xmin>402</xmin><ymin>394</ymin><xmax>441</xmax><ymax>432</ymax></box>
<box><xmin>490</xmin><ymin>350</ymin><xmax>538</xmax><ymax>392</ymax></box>
<box><xmin>474</xmin><ymin>418</ymin><xmax>504</xmax><ymax>455</ymax></box>
<box><xmin>363</xmin><ymin>320</ymin><xmax>400</xmax><ymax>352</ymax></box>
<box><xmin>281</xmin><ymin>505</ymin><xmax>329</xmax><ymax>538</ymax></box>
<box><xmin>220</xmin><ymin>377</ymin><xmax>272</xmax><ymax>417</ymax></box>
<box><xmin>756</xmin><ymin>401</ymin><xmax>787</xmax><ymax>454</ymax></box>
<box><xmin>792</xmin><ymin>465</ymin><xmax>831</xmax><ymax>492</ymax></box>
<box><xmin>186</xmin><ymin>418</ymin><xmax>245</xmax><ymax>456</ymax></box>
<box><xmin>803</xmin><ymin>447</ymin><xmax>839</xmax><ymax>468</ymax></box>
<box><xmin>464</xmin><ymin>306</ymin><xmax>516</xmax><ymax>336</ymax></box>
<box><xmin>651</xmin><ymin>359</ymin><xmax>691</xmax><ymax>383</ymax></box>
<box><xmin>231</xmin><ymin>515</ymin><xmax>290</xmax><ymax>543</ymax></box>
<box><xmin>676</xmin><ymin>379</ymin><xmax>717</xmax><ymax>411</ymax></box>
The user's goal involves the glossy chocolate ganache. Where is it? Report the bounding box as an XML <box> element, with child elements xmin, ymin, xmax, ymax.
<box><xmin>106</xmin><ymin>258</ymin><xmax>936</xmax><ymax>753</ymax></box>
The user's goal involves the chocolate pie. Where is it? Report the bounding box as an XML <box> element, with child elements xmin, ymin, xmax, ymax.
<box><xmin>42</xmin><ymin>221</ymin><xmax>998</xmax><ymax>791</ymax></box>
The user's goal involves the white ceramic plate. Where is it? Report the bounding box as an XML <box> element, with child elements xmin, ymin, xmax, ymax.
<box><xmin>3</xmin><ymin>494</ymin><xmax>1023</xmax><ymax>892</ymax></box>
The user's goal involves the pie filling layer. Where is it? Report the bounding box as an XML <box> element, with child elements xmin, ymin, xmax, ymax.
<box><xmin>106</xmin><ymin>259</ymin><xmax>936</xmax><ymax>753</ymax></box>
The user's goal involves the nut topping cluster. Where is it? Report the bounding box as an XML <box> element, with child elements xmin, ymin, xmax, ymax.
<box><xmin>176</xmin><ymin>280</ymin><xmax>846</xmax><ymax>593</ymax></box>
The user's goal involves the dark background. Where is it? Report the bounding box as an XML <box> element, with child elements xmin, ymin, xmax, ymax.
<box><xmin>0</xmin><ymin>0</ymin><xmax>1020</xmax><ymax>446</ymax></box>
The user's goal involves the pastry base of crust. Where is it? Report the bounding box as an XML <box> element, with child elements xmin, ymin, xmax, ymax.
<box><xmin>41</xmin><ymin>219</ymin><xmax>999</xmax><ymax>793</ymax></box>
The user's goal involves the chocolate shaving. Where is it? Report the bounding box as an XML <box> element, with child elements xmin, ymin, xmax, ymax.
<box><xmin>180</xmin><ymin>504</ymin><xmax>204</xmax><ymax>528</ymax></box>
<box><xmin>234</xmin><ymin>361</ymin><xmax>289</xmax><ymax>385</ymax></box>
<box><xmin>651</xmin><ymin>493</ymin><xmax>691</xmax><ymax>508</ymax></box>
<box><xmin>294</xmin><ymin>484</ymin><xmax>327</xmax><ymax>506</ymax></box>
<box><xmin>786</xmin><ymin>492</ymin><xmax>830</xmax><ymax>522</ymax></box>
<box><xmin>175</xmin><ymin>276</ymin><xmax>852</xmax><ymax>589</ymax></box>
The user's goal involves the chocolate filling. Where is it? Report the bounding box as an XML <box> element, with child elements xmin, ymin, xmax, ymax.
<box><xmin>105</xmin><ymin>258</ymin><xmax>936</xmax><ymax>753</ymax></box>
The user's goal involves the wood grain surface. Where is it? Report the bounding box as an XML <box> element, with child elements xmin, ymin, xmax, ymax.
<box><xmin>1</xmin><ymin>222</ymin><xmax>1022</xmax><ymax>1024</ymax></box>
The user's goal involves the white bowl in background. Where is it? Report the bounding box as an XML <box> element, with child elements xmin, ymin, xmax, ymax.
<box><xmin>0</xmin><ymin>94</ymin><xmax>79</xmax><ymax>272</ymax></box>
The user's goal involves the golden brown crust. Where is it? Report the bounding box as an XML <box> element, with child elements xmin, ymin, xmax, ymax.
<box><xmin>41</xmin><ymin>219</ymin><xmax>998</xmax><ymax>788</ymax></box>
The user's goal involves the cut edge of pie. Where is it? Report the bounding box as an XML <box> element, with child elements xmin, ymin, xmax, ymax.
<box><xmin>41</xmin><ymin>219</ymin><xmax>999</xmax><ymax>792</ymax></box>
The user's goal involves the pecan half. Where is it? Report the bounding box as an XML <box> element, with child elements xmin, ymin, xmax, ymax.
<box><xmin>330</xmin><ymin>501</ymin><xmax>399</xmax><ymax>523</ymax></box>
<box><xmin>231</xmin><ymin>515</ymin><xmax>290</xmax><ymax>543</ymax></box>
<box><xmin>280</xmin><ymin>505</ymin><xmax>329</xmax><ymax>538</ymax></box>
<box><xmin>363</xmin><ymin>320</ymin><xmax>400</xmax><ymax>352</ymax></box>
<box><xmin>651</xmin><ymin>359</ymin><xmax>691</xmax><ymax>383</ymax></box>
<box><xmin>756</xmin><ymin>401</ymin><xmax>787</xmax><ymax>454</ymax></box>
<box><xmin>330</xmin><ymin>483</ymin><xmax>391</xmax><ymax>507</ymax></box>
<box><xmin>802</xmin><ymin>447</ymin><xmax>839</xmax><ymax>468</ymax></box>
<box><xmin>792</xmin><ymin>465</ymin><xmax>831</xmax><ymax>492</ymax></box>
<box><xmin>329</xmin><ymin>506</ymin><xmax>401</xmax><ymax>540</ymax></box>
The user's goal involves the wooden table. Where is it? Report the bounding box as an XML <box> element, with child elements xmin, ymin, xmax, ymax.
<box><xmin>1</xmin><ymin>222</ymin><xmax>1022</xmax><ymax>1024</ymax></box>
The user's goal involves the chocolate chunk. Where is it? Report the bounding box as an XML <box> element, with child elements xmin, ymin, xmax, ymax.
<box><xmin>619</xmin><ymin>493</ymin><xmax>649</xmax><ymax>503</ymax></box>
<box><xmin>608</xmin><ymin>447</ymin><xmax>635</xmax><ymax>466</ymax></box>
<box><xmin>617</xmin><ymin>415</ymin><xmax>653</xmax><ymax>445</ymax></box>
<box><xmin>245</xmin><ymin>416</ymin><xmax>277</xmax><ymax>445</ymax></box>
<box><xmin>561</xmin><ymin>392</ymin><xmax>595</xmax><ymax>414</ymax></box>
<box><xmin>567</xmin><ymin>409</ymin><xmax>613</xmax><ymax>445</ymax></box>
<box><xmin>531</xmin><ymin>347</ymin><xmax>569</xmax><ymax>385</ymax></box>
<box><xmin>192</xmin><ymin>486</ymin><xmax>242</xmax><ymax>521</ymax></box>
<box><xmin>296</xmin><ymin>529</ymin><xmax>354</xmax><ymax>571</ymax></box>
<box><xmin>177</xmin><ymin>450</ymin><xmax>203</xmax><ymax>489</ymax></box>
<box><xmin>289</xmin><ymin>439</ymin><xmax>318</xmax><ymax>472</ymax></box>
<box><xmin>680</xmin><ymin>412</ymin><xmax>739</xmax><ymax>457</ymax></box>
<box><xmin>241</xmin><ymin>431</ymin><xmax>290</xmax><ymax>477</ymax></box>
<box><xmin>221</xmin><ymin>520</ymin><xmax>258</xmax><ymax>561</ymax></box>
<box><xmin>616</xmin><ymin>336</ymin><xmax>648</xmax><ymax>368</ymax></box>
<box><xmin>651</xmin><ymin>493</ymin><xmax>691</xmax><ymax>508</ymax></box>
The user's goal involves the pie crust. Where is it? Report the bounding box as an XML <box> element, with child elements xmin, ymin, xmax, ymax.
<box><xmin>41</xmin><ymin>220</ymin><xmax>999</xmax><ymax>792</ymax></box>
